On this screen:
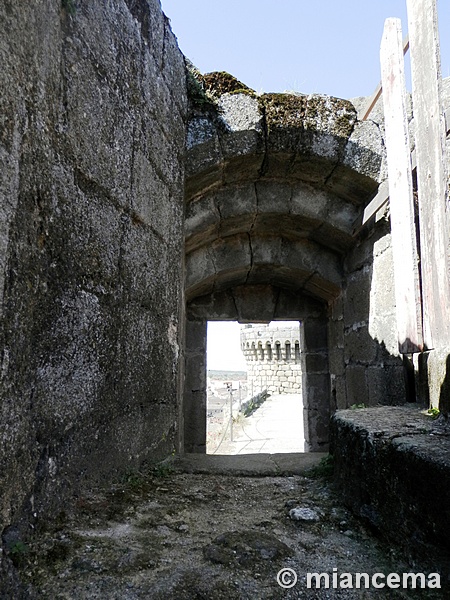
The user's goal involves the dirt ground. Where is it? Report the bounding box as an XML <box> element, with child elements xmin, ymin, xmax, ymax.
<box><xmin>14</xmin><ymin>460</ymin><xmax>444</xmax><ymax>599</ymax></box>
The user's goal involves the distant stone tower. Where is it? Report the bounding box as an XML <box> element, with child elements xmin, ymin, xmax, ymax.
<box><xmin>240</xmin><ymin>323</ymin><xmax>303</xmax><ymax>396</ymax></box>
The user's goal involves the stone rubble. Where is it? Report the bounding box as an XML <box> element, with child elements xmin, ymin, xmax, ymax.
<box><xmin>289</xmin><ymin>507</ymin><xmax>320</xmax><ymax>522</ymax></box>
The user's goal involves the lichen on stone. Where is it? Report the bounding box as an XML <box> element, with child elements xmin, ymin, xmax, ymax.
<box><xmin>306</xmin><ymin>94</ymin><xmax>356</xmax><ymax>137</ymax></box>
<box><xmin>260</xmin><ymin>93</ymin><xmax>308</xmax><ymax>130</ymax></box>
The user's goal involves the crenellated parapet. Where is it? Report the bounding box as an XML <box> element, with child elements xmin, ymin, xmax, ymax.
<box><xmin>240</xmin><ymin>323</ymin><xmax>303</xmax><ymax>395</ymax></box>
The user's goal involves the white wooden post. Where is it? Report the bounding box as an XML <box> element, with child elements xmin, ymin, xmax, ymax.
<box><xmin>406</xmin><ymin>0</ymin><xmax>450</xmax><ymax>350</ymax></box>
<box><xmin>380</xmin><ymin>18</ymin><xmax>423</xmax><ymax>353</ymax></box>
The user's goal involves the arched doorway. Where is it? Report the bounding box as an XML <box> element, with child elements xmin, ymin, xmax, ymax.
<box><xmin>182</xmin><ymin>85</ymin><xmax>382</xmax><ymax>454</ymax></box>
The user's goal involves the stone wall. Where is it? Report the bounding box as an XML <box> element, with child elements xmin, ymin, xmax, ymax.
<box><xmin>330</xmin><ymin>406</ymin><xmax>450</xmax><ymax>563</ymax></box>
<box><xmin>327</xmin><ymin>98</ymin><xmax>409</xmax><ymax>410</ymax></box>
<box><xmin>0</xmin><ymin>0</ymin><xmax>187</xmax><ymax>560</ymax></box>
<box><xmin>183</xmin><ymin>77</ymin><xmax>388</xmax><ymax>453</ymax></box>
<box><xmin>240</xmin><ymin>324</ymin><xmax>303</xmax><ymax>395</ymax></box>
<box><xmin>329</xmin><ymin>83</ymin><xmax>450</xmax><ymax>411</ymax></box>
<box><xmin>328</xmin><ymin>220</ymin><xmax>409</xmax><ymax>409</ymax></box>
<box><xmin>2</xmin><ymin>3</ymin><xmax>448</xmax><ymax>592</ymax></box>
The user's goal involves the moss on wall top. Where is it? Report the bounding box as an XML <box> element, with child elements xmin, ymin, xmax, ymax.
<box><xmin>186</xmin><ymin>66</ymin><xmax>256</xmax><ymax>111</ymax></box>
<box><xmin>261</xmin><ymin>93</ymin><xmax>356</xmax><ymax>138</ymax></box>
<box><xmin>202</xmin><ymin>71</ymin><xmax>255</xmax><ymax>98</ymax></box>
<box><xmin>187</xmin><ymin>69</ymin><xmax>356</xmax><ymax>142</ymax></box>
<box><xmin>261</xmin><ymin>93</ymin><xmax>308</xmax><ymax>128</ymax></box>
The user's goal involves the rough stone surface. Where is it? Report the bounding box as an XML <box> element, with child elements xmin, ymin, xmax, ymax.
<box><xmin>203</xmin><ymin>530</ymin><xmax>293</xmax><ymax>567</ymax></box>
<box><xmin>0</xmin><ymin>0</ymin><xmax>187</xmax><ymax>579</ymax></box>
<box><xmin>331</xmin><ymin>406</ymin><xmax>450</xmax><ymax>560</ymax></box>
<box><xmin>2</xmin><ymin>1</ymin><xmax>449</xmax><ymax>595</ymax></box>
<box><xmin>289</xmin><ymin>507</ymin><xmax>320</xmax><ymax>522</ymax></box>
<box><xmin>6</xmin><ymin>466</ymin><xmax>445</xmax><ymax>599</ymax></box>
<box><xmin>328</xmin><ymin>220</ymin><xmax>407</xmax><ymax>410</ymax></box>
<box><xmin>186</xmin><ymin>90</ymin><xmax>384</xmax><ymax>201</ymax></box>
<box><xmin>183</xmin><ymin>53</ymin><xmax>406</xmax><ymax>424</ymax></box>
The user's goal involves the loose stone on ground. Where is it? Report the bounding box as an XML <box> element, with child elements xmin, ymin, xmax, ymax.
<box><xmin>15</xmin><ymin>468</ymin><xmax>443</xmax><ymax>599</ymax></box>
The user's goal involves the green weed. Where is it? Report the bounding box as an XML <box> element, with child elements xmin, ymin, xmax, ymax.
<box><xmin>9</xmin><ymin>541</ymin><xmax>29</xmax><ymax>567</ymax></box>
<box><xmin>152</xmin><ymin>462</ymin><xmax>174</xmax><ymax>479</ymax></box>
<box><xmin>306</xmin><ymin>454</ymin><xmax>334</xmax><ymax>479</ymax></box>
<box><xmin>62</xmin><ymin>0</ymin><xmax>76</xmax><ymax>15</ymax></box>
<box><xmin>426</xmin><ymin>407</ymin><xmax>440</xmax><ymax>419</ymax></box>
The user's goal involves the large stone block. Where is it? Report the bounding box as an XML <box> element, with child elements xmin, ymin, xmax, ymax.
<box><xmin>255</xmin><ymin>181</ymin><xmax>292</xmax><ymax>214</ymax></box>
<box><xmin>303</xmin><ymin>318</ymin><xmax>328</xmax><ymax>351</ymax></box>
<box><xmin>305</xmin><ymin>373</ymin><xmax>330</xmax><ymax>410</ymax></box>
<box><xmin>216</xmin><ymin>182</ymin><xmax>258</xmax><ymax>221</ymax></box>
<box><xmin>366</xmin><ymin>365</ymin><xmax>406</xmax><ymax>406</ymax></box>
<box><xmin>333</xmin><ymin>375</ymin><xmax>348</xmax><ymax>409</ymax></box>
<box><xmin>344</xmin><ymin>326</ymin><xmax>378</xmax><ymax>365</ymax></box>
<box><xmin>329</xmin><ymin>346</ymin><xmax>345</xmax><ymax>376</ymax></box>
<box><xmin>342</xmin><ymin>120</ymin><xmax>385</xmax><ymax>182</ymax></box>
<box><xmin>343</xmin><ymin>269</ymin><xmax>371</xmax><ymax>327</ymax></box>
<box><xmin>185</xmin><ymin>319</ymin><xmax>207</xmax><ymax>354</ymax></box>
<box><xmin>345</xmin><ymin>365</ymin><xmax>369</xmax><ymax>406</ymax></box>
<box><xmin>304</xmin><ymin>408</ymin><xmax>330</xmax><ymax>451</ymax></box>
<box><xmin>0</xmin><ymin>0</ymin><xmax>187</xmax><ymax>569</ymax></box>
<box><xmin>368</xmin><ymin>243</ymin><xmax>396</xmax><ymax>319</ymax></box>
<box><xmin>305</xmin><ymin>352</ymin><xmax>329</xmax><ymax>373</ymax></box>
<box><xmin>232</xmin><ymin>285</ymin><xmax>278</xmax><ymax>322</ymax></box>
<box><xmin>368</xmin><ymin>315</ymin><xmax>399</xmax><ymax>359</ymax></box>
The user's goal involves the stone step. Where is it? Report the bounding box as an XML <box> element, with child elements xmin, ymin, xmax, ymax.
<box><xmin>173</xmin><ymin>452</ymin><xmax>327</xmax><ymax>477</ymax></box>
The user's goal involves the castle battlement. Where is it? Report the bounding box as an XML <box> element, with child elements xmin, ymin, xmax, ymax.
<box><xmin>240</xmin><ymin>323</ymin><xmax>303</xmax><ymax>395</ymax></box>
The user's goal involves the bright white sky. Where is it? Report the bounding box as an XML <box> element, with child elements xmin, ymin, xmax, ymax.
<box><xmin>164</xmin><ymin>0</ymin><xmax>450</xmax><ymax>370</ymax></box>
<box><xmin>207</xmin><ymin>322</ymin><xmax>246</xmax><ymax>371</ymax></box>
<box><xmin>160</xmin><ymin>0</ymin><xmax>449</xmax><ymax>99</ymax></box>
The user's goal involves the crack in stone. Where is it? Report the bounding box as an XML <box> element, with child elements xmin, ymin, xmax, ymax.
<box><xmin>268</xmin><ymin>454</ymin><xmax>282</xmax><ymax>474</ymax></box>
<box><xmin>207</xmin><ymin>244</ymin><xmax>218</xmax><ymax>293</ymax></box>
<box><xmin>323</xmin><ymin>159</ymin><xmax>342</xmax><ymax>190</ymax></box>
<box><xmin>272</xmin><ymin>287</ymin><xmax>282</xmax><ymax>321</ymax></box>
<box><xmin>257</xmin><ymin>101</ymin><xmax>270</xmax><ymax>178</ymax></box>
<box><xmin>243</xmin><ymin>232</ymin><xmax>254</xmax><ymax>286</ymax></box>
<box><xmin>229</xmin><ymin>288</ymin><xmax>240</xmax><ymax>320</ymax></box>
<box><xmin>215</xmin><ymin>198</ymin><xmax>224</xmax><ymax>239</ymax></box>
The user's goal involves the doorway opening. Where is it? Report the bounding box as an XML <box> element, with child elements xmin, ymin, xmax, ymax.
<box><xmin>206</xmin><ymin>321</ymin><xmax>305</xmax><ymax>455</ymax></box>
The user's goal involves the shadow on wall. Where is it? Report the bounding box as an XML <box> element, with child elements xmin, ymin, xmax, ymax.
<box><xmin>329</xmin><ymin>220</ymin><xmax>416</xmax><ymax>411</ymax></box>
<box><xmin>439</xmin><ymin>354</ymin><xmax>450</xmax><ymax>416</ymax></box>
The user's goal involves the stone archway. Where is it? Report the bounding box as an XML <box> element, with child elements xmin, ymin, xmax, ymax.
<box><xmin>182</xmin><ymin>77</ymin><xmax>384</xmax><ymax>453</ymax></box>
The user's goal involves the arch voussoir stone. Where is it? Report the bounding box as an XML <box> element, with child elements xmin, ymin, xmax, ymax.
<box><xmin>186</xmin><ymin>88</ymin><xmax>384</xmax><ymax>203</ymax></box>
<box><xmin>184</xmin><ymin>76</ymin><xmax>386</xmax><ymax>453</ymax></box>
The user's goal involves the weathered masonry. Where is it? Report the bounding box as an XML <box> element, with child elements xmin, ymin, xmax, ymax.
<box><xmin>241</xmin><ymin>323</ymin><xmax>303</xmax><ymax>396</ymax></box>
<box><xmin>183</xmin><ymin>75</ymin><xmax>414</xmax><ymax>453</ymax></box>
<box><xmin>1</xmin><ymin>0</ymin><xmax>450</xmax><ymax>593</ymax></box>
<box><xmin>0</xmin><ymin>0</ymin><xmax>188</xmax><ymax>580</ymax></box>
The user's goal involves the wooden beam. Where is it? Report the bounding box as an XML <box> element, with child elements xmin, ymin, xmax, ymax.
<box><xmin>407</xmin><ymin>0</ymin><xmax>450</xmax><ymax>349</ymax></box>
<box><xmin>354</xmin><ymin>147</ymin><xmax>424</xmax><ymax>233</ymax></box>
<box><xmin>359</xmin><ymin>34</ymin><xmax>410</xmax><ymax>121</ymax></box>
<box><xmin>359</xmin><ymin>83</ymin><xmax>382</xmax><ymax>122</ymax></box>
<box><xmin>356</xmin><ymin>22</ymin><xmax>449</xmax><ymax>233</ymax></box>
<box><xmin>380</xmin><ymin>18</ymin><xmax>423</xmax><ymax>353</ymax></box>
<box><xmin>352</xmin><ymin>181</ymin><xmax>389</xmax><ymax>234</ymax></box>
